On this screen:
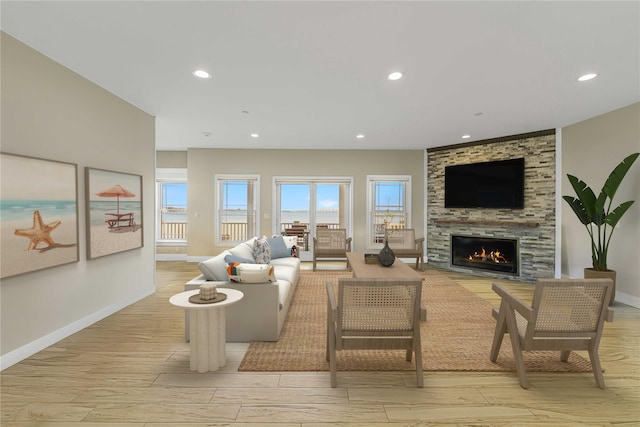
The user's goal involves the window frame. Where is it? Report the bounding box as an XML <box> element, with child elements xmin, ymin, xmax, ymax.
<box><xmin>366</xmin><ymin>175</ymin><xmax>412</xmax><ymax>247</ymax></box>
<box><xmin>215</xmin><ymin>174</ymin><xmax>260</xmax><ymax>246</ymax></box>
<box><xmin>156</xmin><ymin>168</ymin><xmax>187</xmax><ymax>245</ymax></box>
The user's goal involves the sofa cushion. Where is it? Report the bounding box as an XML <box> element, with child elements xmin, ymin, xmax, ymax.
<box><xmin>272</xmin><ymin>264</ymin><xmax>298</xmax><ymax>286</ymax></box>
<box><xmin>253</xmin><ymin>237</ymin><xmax>271</xmax><ymax>264</ymax></box>
<box><xmin>229</xmin><ymin>238</ymin><xmax>256</xmax><ymax>261</ymax></box>
<box><xmin>224</xmin><ymin>254</ymin><xmax>255</xmax><ymax>264</ymax></box>
<box><xmin>267</xmin><ymin>236</ymin><xmax>290</xmax><ymax>259</ymax></box>
<box><xmin>226</xmin><ymin>262</ymin><xmax>276</xmax><ymax>283</ymax></box>
<box><xmin>270</xmin><ymin>256</ymin><xmax>300</xmax><ymax>268</ymax></box>
<box><xmin>198</xmin><ymin>250</ymin><xmax>231</xmax><ymax>281</ymax></box>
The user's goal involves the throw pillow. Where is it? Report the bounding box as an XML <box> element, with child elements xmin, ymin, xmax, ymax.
<box><xmin>253</xmin><ymin>236</ymin><xmax>271</xmax><ymax>264</ymax></box>
<box><xmin>198</xmin><ymin>250</ymin><xmax>231</xmax><ymax>281</ymax></box>
<box><xmin>267</xmin><ymin>236</ymin><xmax>290</xmax><ymax>259</ymax></box>
<box><xmin>226</xmin><ymin>262</ymin><xmax>276</xmax><ymax>283</ymax></box>
<box><xmin>229</xmin><ymin>238</ymin><xmax>256</xmax><ymax>261</ymax></box>
<box><xmin>224</xmin><ymin>254</ymin><xmax>255</xmax><ymax>265</ymax></box>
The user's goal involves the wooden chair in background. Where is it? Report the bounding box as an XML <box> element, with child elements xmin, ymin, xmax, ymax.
<box><xmin>385</xmin><ymin>228</ymin><xmax>424</xmax><ymax>270</ymax></box>
<box><xmin>326</xmin><ymin>277</ymin><xmax>424</xmax><ymax>388</ymax></box>
<box><xmin>490</xmin><ymin>278</ymin><xmax>614</xmax><ymax>389</ymax></box>
<box><xmin>313</xmin><ymin>228</ymin><xmax>352</xmax><ymax>271</ymax></box>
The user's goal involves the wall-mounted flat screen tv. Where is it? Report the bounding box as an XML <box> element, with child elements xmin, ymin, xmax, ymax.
<box><xmin>444</xmin><ymin>158</ymin><xmax>525</xmax><ymax>209</ymax></box>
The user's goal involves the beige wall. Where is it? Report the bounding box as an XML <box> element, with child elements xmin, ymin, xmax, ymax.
<box><xmin>0</xmin><ymin>33</ymin><xmax>156</xmax><ymax>366</ymax></box>
<box><xmin>186</xmin><ymin>148</ymin><xmax>425</xmax><ymax>257</ymax></box>
<box><xmin>562</xmin><ymin>103</ymin><xmax>640</xmax><ymax>306</ymax></box>
<box><xmin>157</xmin><ymin>151</ymin><xmax>188</xmax><ymax>169</ymax></box>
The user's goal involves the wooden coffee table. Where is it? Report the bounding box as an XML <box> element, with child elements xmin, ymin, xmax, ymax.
<box><xmin>346</xmin><ymin>252</ymin><xmax>427</xmax><ymax>321</ymax></box>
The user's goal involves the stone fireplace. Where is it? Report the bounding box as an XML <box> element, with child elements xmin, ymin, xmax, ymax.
<box><xmin>426</xmin><ymin>130</ymin><xmax>557</xmax><ymax>282</ymax></box>
<box><xmin>451</xmin><ymin>235</ymin><xmax>518</xmax><ymax>275</ymax></box>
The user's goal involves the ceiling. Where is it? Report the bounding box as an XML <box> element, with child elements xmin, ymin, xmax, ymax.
<box><xmin>2</xmin><ymin>1</ymin><xmax>639</xmax><ymax>152</ymax></box>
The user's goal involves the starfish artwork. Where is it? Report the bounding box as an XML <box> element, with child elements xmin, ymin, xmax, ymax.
<box><xmin>14</xmin><ymin>210</ymin><xmax>61</xmax><ymax>250</ymax></box>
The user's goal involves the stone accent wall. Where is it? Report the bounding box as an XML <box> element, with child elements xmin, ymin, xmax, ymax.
<box><xmin>426</xmin><ymin>130</ymin><xmax>556</xmax><ymax>282</ymax></box>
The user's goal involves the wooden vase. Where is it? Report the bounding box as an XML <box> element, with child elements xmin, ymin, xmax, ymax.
<box><xmin>584</xmin><ymin>268</ymin><xmax>616</xmax><ymax>306</ymax></box>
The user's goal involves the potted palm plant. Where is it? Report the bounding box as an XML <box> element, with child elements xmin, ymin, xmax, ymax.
<box><xmin>563</xmin><ymin>152</ymin><xmax>639</xmax><ymax>305</ymax></box>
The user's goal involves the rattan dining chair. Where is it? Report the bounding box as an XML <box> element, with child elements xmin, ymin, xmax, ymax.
<box><xmin>490</xmin><ymin>278</ymin><xmax>614</xmax><ymax>389</ymax></box>
<box><xmin>326</xmin><ymin>277</ymin><xmax>424</xmax><ymax>387</ymax></box>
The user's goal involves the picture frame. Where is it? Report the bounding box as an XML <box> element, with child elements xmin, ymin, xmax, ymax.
<box><xmin>85</xmin><ymin>167</ymin><xmax>143</xmax><ymax>259</ymax></box>
<box><xmin>0</xmin><ymin>152</ymin><xmax>79</xmax><ymax>279</ymax></box>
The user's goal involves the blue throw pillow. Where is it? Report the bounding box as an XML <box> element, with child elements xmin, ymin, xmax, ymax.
<box><xmin>267</xmin><ymin>236</ymin><xmax>290</xmax><ymax>259</ymax></box>
<box><xmin>224</xmin><ymin>254</ymin><xmax>255</xmax><ymax>264</ymax></box>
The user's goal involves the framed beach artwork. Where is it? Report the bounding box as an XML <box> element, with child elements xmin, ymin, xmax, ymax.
<box><xmin>85</xmin><ymin>168</ymin><xmax>143</xmax><ymax>259</ymax></box>
<box><xmin>0</xmin><ymin>152</ymin><xmax>79</xmax><ymax>279</ymax></box>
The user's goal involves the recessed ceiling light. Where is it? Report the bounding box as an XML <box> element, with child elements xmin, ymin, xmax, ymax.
<box><xmin>250</xmin><ymin>133</ymin><xmax>259</xmax><ymax>138</ymax></box>
<box><xmin>462</xmin><ymin>135</ymin><xmax>471</xmax><ymax>139</ymax></box>
<box><xmin>577</xmin><ymin>73</ymin><xmax>597</xmax><ymax>82</ymax></box>
<box><xmin>193</xmin><ymin>70</ymin><xmax>211</xmax><ymax>79</ymax></box>
<box><xmin>388</xmin><ymin>72</ymin><xmax>403</xmax><ymax>81</ymax></box>
<box><xmin>356</xmin><ymin>134</ymin><xmax>365</xmax><ymax>139</ymax></box>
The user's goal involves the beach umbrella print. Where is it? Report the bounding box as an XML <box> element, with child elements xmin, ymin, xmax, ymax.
<box><xmin>95</xmin><ymin>184</ymin><xmax>135</xmax><ymax>215</ymax></box>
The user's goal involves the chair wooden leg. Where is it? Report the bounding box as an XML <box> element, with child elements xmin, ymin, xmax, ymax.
<box><xmin>329</xmin><ymin>334</ymin><xmax>337</xmax><ymax>388</ymax></box>
<box><xmin>414</xmin><ymin>334</ymin><xmax>423</xmax><ymax>388</ymax></box>
<box><xmin>405</xmin><ymin>349</ymin><xmax>412</xmax><ymax>361</ymax></box>
<box><xmin>313</xmin><ymin>258</ymin><xmax>317</xmax><ymax>272</ymax></box>
<box><xmin>588</xmin><ymin>348</ymin><xmax>606</xmax><ymax>389</ymax></box>
<box><xmin>560</xmin><ymin>350</ymin><xmax>571</xmax><ymax>362</ymax></box>
<box><xmin>505</xmin><ymin>309</ymin><xmax>528</xmax><ymax>389</ymax></box>
<box><xmin>490</xmin><ymin>304</ymin><xmax>507</xmax><ymax>362</ymax></box>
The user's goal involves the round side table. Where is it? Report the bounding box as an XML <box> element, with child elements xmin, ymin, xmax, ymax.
<box><xmin>170</xmin><ymin>288</ymin><xmax>243</xmax><ymax>373</ymax></box>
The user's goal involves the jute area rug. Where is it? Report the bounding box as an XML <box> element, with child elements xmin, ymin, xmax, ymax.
<box><xmin>238</xmin><ymin>269</ymin><xmax>593</xmax><ymax>372</ymax></box>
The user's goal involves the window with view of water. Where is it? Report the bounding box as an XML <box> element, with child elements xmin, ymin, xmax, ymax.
<box><xmin>275</xmin><ymin>178</ymin><xmax>352</xmax><ymax>261</ymax></box>
<box><xmin>367</xmin><ymin>176</ymin><xmax>411</xmax><ymax>245</ymax></box>
<box><xmin>217</xmin><ymin>175</ymin><xmax>258</xmax><ymax>244</ymax></box>
<box><xmin>157</xmin><ymin>181</ymin><xmax>187</xmax><ymax>241</ymax></box>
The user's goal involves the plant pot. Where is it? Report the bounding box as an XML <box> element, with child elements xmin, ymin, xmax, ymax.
<box><xmin>584</xmin><ymin>268</ymin><xmax>616</xmax><ymax>306</ymax></box>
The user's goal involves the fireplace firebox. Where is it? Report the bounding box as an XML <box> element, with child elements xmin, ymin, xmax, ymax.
<box><xmin>451</xmin><ymin>235</ymin><xmax>518</xmax><ymax>275</ymax></box>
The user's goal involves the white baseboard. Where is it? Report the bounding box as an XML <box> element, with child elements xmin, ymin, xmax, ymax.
<box><xmin>186</xmin><ymin>256</ymin><xmax>209</xmax><ymax>263</ymax></box>
<box><xmin>0</xmin><ymin>287</ymin><xmax>155</xmax><ymax>371</ymax></box>
<box><xmin>614</xmin><ymin>291</ymin><xmax>640</xmax><ymax>309</ymax></box>
<box><xmin>155</xmin><ymin>253</ymin><xmax>188</xmax><ymax>261</ymax></box>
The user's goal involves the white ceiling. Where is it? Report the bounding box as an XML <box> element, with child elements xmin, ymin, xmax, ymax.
<box><xmin>2</xmin><ymin>1</ymin><xmax>639</xmax><ymax>151</ymax></box>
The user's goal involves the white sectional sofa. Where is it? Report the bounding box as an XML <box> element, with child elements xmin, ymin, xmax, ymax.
<box><xmin>185</xmin><ymin>236</ymin><xmax>300</xmax><ymax>342</ymax></box>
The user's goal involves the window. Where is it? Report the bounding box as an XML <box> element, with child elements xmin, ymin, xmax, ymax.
<box><xmin>156</xmin><ymin>169</ymin><xmax>187</xmax><ymax>243</ymax></box>
<box><xmin>366</xmin><ymin>175</ymin><xmax>411</xmax><ymax>246</ymax></box>
<box><xmin>216</xmin><ymin>175</ymin><xmax>259</xmax><ymax>245</ymax></box>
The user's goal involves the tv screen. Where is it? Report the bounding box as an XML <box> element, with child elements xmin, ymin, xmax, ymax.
<box><xmin>444</xmin><ymin>158</ymin><xmax>525</xmax><ymax>209</ymax></box>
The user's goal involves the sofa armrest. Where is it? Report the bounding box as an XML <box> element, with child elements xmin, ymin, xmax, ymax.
<box><xmin>185</xmin><ymin>274</ymin><xmax>229</xmax><ymax>291</ymax></box>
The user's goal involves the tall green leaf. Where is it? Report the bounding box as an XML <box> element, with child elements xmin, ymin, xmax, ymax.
<box><xmin>602</xmin><ymin>153</ymin><xmax>639</xmax><ymax>200</ymax></box>
<box><xmin>562</xmin><ymin>195</ymin><xmax>590</xmax><ymax>224</ymax></box>
<box><xmin>567</xmin><ymin>174</ymin><xmax>597</xmax><ymax>218</ymax></box>
<box><xmin>605</xmin><ymin>200</ymin><xmax>635</xmax><ymax>228</ymax></box>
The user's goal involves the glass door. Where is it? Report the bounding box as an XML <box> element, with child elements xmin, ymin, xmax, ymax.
<box><xmin>276</xmin><ymin>178</ymin><xmax>352</xmax><ymax>261</ymax></box>
<box><xmin>278</xmin><ymin>183</ymin><xmax>311</xmax><ymax>258</ymax></box>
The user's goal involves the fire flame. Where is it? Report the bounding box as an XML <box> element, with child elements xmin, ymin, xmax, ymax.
<box><xmin>467</xmin><ymin>246</ymin><xmax>509</xmax><ymax>264</ymax></box>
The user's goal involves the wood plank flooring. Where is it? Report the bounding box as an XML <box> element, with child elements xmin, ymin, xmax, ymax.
<box><xmin>1</xmin><ymin>261</ymin><xmax>638</xmax><ymax>426</ymax></box>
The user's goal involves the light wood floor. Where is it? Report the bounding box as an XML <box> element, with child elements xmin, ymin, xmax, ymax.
<box><xmin>1</xmin><ymin>261</ymin><xmax>638</xmax><ymax>426</ymax></box>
